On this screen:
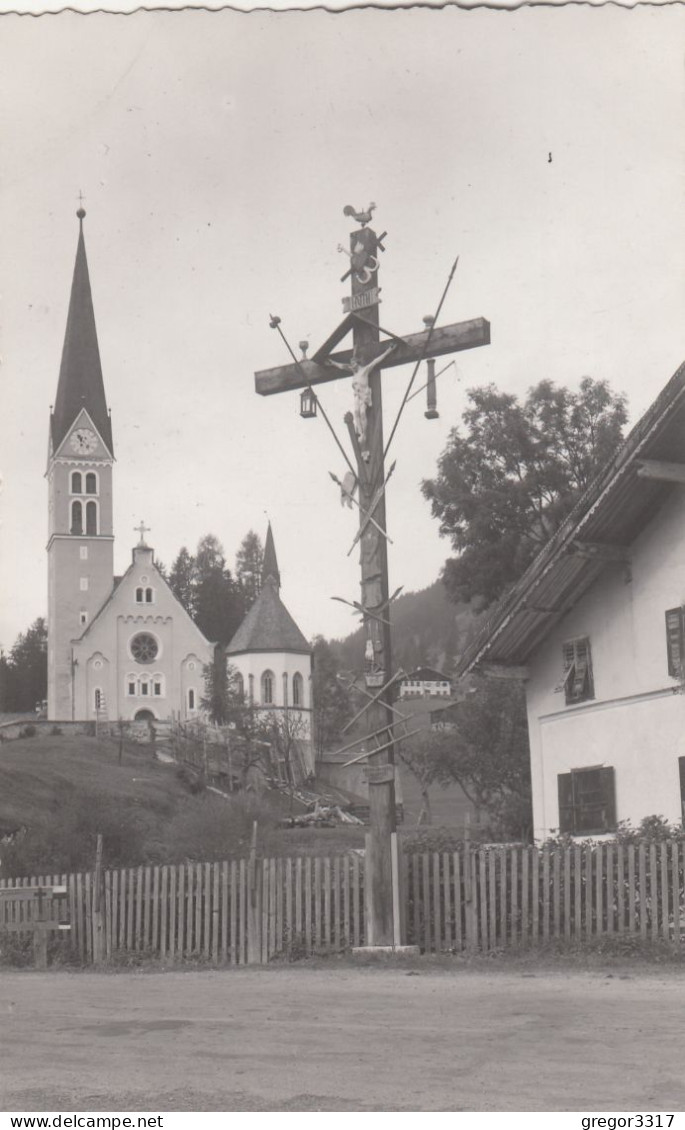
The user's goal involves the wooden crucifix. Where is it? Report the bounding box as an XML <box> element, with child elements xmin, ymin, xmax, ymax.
<box><xmin>255</xmin><ymin>208</ymin><xmax>490</xmax><ymax>947</ymax></box>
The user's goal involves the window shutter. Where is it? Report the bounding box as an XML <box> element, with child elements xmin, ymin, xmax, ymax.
<box><xmin>599</xmin><ymin>767</ymin><xmax>616</xmax><ymax>831</ymax></box>
<box><xmin>558</xmin><ymin>772</ymin><xmax>575</xmax><ymax>833</ymax></box>
<box><xmin>665</xmin><ymin>608</ymin><xmax>684</xmax><ymax>678</ymax></box>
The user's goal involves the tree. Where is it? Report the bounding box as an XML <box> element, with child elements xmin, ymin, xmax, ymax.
<box><xmin>261</xmin><ymin>709</ymin><xmax>309</xmax><ymax>805</ymax></box>
<box><xmin>202</xmin><ymin>647</ymin><xmax>231</xmax><ymax>725</ymax></box>
<box><xmin>193</xmin><ymin>535</ymin><xmax>244</xmax><ymax>645</ymax></box>
<box><xmin>168</xmin><ymin>546</ymin><xmax>196</xmax><ymax>616</ymax></box>
<box><xmin>311</xmin><ymin>635</ymin><xmax>352</xmax><ymax>758</ymax></box>
<box><xmin>235</xmin><ymin>530</ymin><xmax>264</xmax><ymax>612</ymax></box>
<box><xmin>1</xmin><ymin>618</ymin><xmax>48</xmax><ymax>713</ymax></box>
<box><xmin>422</xmin><ymin>378</ymin><xmax>628</xmax><ymax>604</ymax></box>
<box><xmin>396</xmin><ymin>730</ymin><xmax>440</xmax><ymax>826</ymax></box>
<box><xmin>431</xmin><ymin>675</ymin><xmax>532</xmax><ymax>840</ymax></box>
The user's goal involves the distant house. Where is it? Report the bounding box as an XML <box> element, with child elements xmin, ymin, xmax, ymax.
<box><xmin>457</xmin><ymin>361</ymin><xmax>685</xmax><ymax>840</ymax></box>
<box><xmin>398</xmin><ymin>668</ymin><xmax>452</xmax><ymax>699</ymax></box>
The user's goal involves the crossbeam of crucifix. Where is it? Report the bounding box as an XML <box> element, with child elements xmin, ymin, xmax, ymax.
<box><xmin>253</xmin><ymin>209</ymin><xmax>490</xmax><ymax>948</ymax></box>
<box><xmin>255</xmin><ymin>316</ymin><xmax>489</xmax><ymax>396</ymax></box>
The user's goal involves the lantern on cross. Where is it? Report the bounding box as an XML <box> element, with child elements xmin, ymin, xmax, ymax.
<box><xmin>298</xmin><ymin>340</ymin><xmax>317</xmax><ymax>418</ymax></box>
<box><xmin>300</xmin><ymin>386</ymin><xmax>317</xmax><ymax>419</ymax></box>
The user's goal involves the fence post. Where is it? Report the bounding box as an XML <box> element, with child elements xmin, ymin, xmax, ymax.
<box><xmin>246</xmin><ymin>820</ymin><xmax>261</xmax><ymax>963</ymax></box>
<box><xmin>92</xmin><ymin>833</ymin><xmax>104</xmax><ymax>964</ymax></box>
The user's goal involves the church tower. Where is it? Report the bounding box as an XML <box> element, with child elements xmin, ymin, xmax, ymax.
<box><xmin>47</xmin><ymin>209</ymin><xmax>115</xmax><ymax>719</ymax></box>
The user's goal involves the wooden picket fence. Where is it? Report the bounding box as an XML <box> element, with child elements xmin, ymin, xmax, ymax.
<box><xmin>2</xmin><ymin>841</ymin><xmax>684</xmax><ymax>963</ymax></box>
<box><xmin>405</xmin><ymin>842</ymin><xmax>685</xmax><ymax>952</ymax></box>
<box><xmin>1</xmin><ymin>855</ymin><xmax>367</xmax><ymax>963</ymax></box>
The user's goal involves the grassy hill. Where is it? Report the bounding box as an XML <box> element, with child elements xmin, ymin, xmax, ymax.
<box><xmin>0</xmin><ymin>733</ymin><xmax>298</xmax><ymax>875</ymax></box>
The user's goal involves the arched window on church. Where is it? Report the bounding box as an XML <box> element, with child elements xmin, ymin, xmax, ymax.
<box><xmin>152</xmin><ymin>674</ymin><xmax>164</xmax><ymax>697</ymax></box>
<box><xmin>139</xmin><ymin>676</ymin><xmax>150</xmax><ymax>697</ymax></box>
<box><xmin>188</xmin><ymin>688</ymin><xmax>196</xmax><ymax>711</ymax></box>
<box><xmin>71</xmin><ymin>471</ymin><xmax>82</xmax><ymax>494</ymax></box>
<box><xmin>235</xmin><ymin>673</ymin><xmax>245</xmax><ymax>700</ymax></box>
<box><xmin>126</xmin><ymin>675</ymin><xmax>136</xmax><ymax>696</ymax></box>
<box><xmin>85</xmin><ymin>472</ymin><xmax>97</xmax><ymax>495</ymax></box>
<box><xmin>71</xmin><ymin>500</ymin><xmax>83</xmax><ymax>535</ymax></box>
<box><xmin>135</xmin><ymin>588</ymin><xmax>144</xmax><ymax>603</ymax></box>
<box><xmin>282</xmin><ymin>672</ymin><xmax>288</xmax><ymax>706</ymax></box>
<box><xmin>85</xmin><ymin>500</ymin><xmax>97</xmax><ymax>535</ymax></box>
<box><xmin>145</xmin><ymin>588</ymin><xmax>153</xmax><ymax>603</ymax></box>
<box><xmin>94</xmin><ymin>688</ymin><xmax>103</xmax><ymax>712</ymax></box>
<box><xmin>261</xmin><ymin>670</ymin><xmax>274</xmax><ymax>705</ymax></box>
<box><xmin>292</xmin><ymin>672</ymin><xmax>304</xmax><ymax>707</ymax></box>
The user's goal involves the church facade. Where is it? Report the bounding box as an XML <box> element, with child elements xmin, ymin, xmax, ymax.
<box><xmin>47</xmin><ymin>212</ymin><xmax>312</xmax><ymax>741</ymax></box>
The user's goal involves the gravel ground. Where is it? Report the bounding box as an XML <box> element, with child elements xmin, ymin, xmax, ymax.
<box><xmin>2</xmin><ymin>964</ymin><xmax>685</xmax><ymax>1112</ymax></box>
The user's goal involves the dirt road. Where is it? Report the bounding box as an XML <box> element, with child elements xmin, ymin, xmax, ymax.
<box><xmin>2</xmin><ymin>965</ymin><xmax>684</xmax><ymax>1112</ymax></box>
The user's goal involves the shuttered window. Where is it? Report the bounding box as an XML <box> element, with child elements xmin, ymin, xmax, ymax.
<box><xmin>562</xmin><ymin>637</ymin><xmax>594</xmax><ymax>705</ymax></box>
<box><xmin>665</xmin><ymin>608</ymin><xmax>685</xmax><ymax>678</ymax></box>
<box><xmin>558</xmin><ymin>767</ymin><xmax>616</xmax><ymax>834</ymax></box>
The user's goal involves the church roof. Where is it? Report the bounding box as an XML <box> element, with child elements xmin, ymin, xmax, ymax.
<box><xmin>226</xmin><ymin>580</ymin><xmax>310</xmax><ymax>656</ymax></box>
<box><xmin>51</xmin><ymin>211</ymin><xmax>113</xmax><ymax>455</ymax></box>
<box><xmin>261</xmin><ymin>522</ymin><xmax>280</xmax><ymax>587</ymax></box>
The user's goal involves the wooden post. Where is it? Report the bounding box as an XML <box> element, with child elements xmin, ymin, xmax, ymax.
<box><xmin>247</xmin><ymin>819</ymin><xmax>260</xmax><ymax>963</ymax></box>
<box><xmin>253</xmin><ymin>208</ymin><xmax>490</xmax><ymax>949</ymax></box>
<box><xmin>92</xmin><ymin>833</ymin><xmax>104</xmax><ymax>963</ymax></box>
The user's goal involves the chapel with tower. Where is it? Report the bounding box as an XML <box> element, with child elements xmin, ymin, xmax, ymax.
<box><xmin>46</xmin><ymin>209</ymin><xmax>312</xmax><ymax>755</ymax></box>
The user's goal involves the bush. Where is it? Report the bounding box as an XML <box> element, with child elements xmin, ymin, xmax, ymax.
<box><xmin>50</xmin><ymin>725</ymin><xmax>62</xmax><ymax>736</ymax></box>
<box><xmin>19</xmin><ymin>724</ymin><xmax>37</xmax><ymax>738</ymax></box>
<box><xmin>176</xmin><ymin>764</ymin><xmax>205</xmax><ymax>794</ymax></box>
<box><xmin>165</xmin><ymin>792</ymin><xmax>279</xmax><ymax>862</ymax></box>
<box><xmin>0</xmin><ymin>785</ymin><xmax>154</xmax><ymax>876</ymax></box>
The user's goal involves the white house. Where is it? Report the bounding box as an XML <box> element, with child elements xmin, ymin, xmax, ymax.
<box><xmin>398</xmin><ymin>667</ymin><xmax>453</xmax><ymax>699</ymax></box>
<box><xmin>457</xmin><ymin>361</ymin><xmax>685</xmax><ymax>839</ymax></box>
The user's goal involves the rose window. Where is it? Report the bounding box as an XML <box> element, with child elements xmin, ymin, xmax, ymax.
<box><xmin>130</xmin><ymin>633</ymin><xmax>159</xmax><ymax>664</ymax></box>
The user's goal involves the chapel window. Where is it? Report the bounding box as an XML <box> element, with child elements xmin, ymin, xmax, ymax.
<box><xmin>292</xmin><ymin>672</ymin><xmax>304</xmax><ymax>707</ymax></box>
<box><xmin>136</xmin><ymin>588</ymin><xmax>144</xmax><ymax>603</ymax></box>
<box><xmin>188</xmin><ymin>688</ymin><xmax>196</xmax><ymax>711</ymax></box>
<box><xmin>85</xmin><ymin>472</ymin><xmax>97</xmax><ymax>495</ymax></box>
<box><xmin>71</xmin><ymin>500</ymin><xmax>83</xmax><ymax>535</ymax></box>
<box><xmin>145</xmin><ymin>588</ymin><xmax>153</xmax><ymax>603</ymax></box>
<box><xmin>261</xmin><ymin>670</ymin><xmax>274</xmax><ymax>705</ymax></box>
<box><xmin>235</xmin><ymin>673</ymin><xmax>245</xmax><ymax>700</ymax></box>
<box><xmin>94</xmin><ymin>688</ymin><xmax>103</xmax><ymax>711</ymax></box>
<box><xmin>71</xmin><ymin>471</ymin><xmax>82</xmax><ymax>494</ymax></box>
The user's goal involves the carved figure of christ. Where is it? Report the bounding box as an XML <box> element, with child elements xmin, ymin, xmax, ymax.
<box><xmin>326</xmin><ymin>342</ymin><xmax>397</xmax><ymax>460</ymax></box>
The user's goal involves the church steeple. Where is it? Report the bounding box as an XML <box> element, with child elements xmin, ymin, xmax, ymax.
<box><xmin>261</xmin><ymin>522</ymin><xmax>281</xmax><ymax>589</ymax></box>
<box><xmin>50</xmin><ymin>209</ymin><xmax>113</xmax><ymax>455</ymax></box>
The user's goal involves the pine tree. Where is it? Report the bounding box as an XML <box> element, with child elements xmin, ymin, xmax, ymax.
<box><xmin>235</xmin><ymin>530</ymin><xmax>264</xmax><ymax>611</ymax></box>
<box><xmin>168</xmin><ymin>547</ymin><xmax>196</xmax><ymax>615</ymax></box>
<box><xmin>311</xmin><ymin>635</ymin><xmax>352</xmax><ymax>758</ymax></box>
<box><xmin>194</xmin><ymin>535</ymin><xmax>244</xmax><ymax>646</ymax></box>
<box><xmin>3</xmin><ymin>618</ymin><xmax>48</xmax><ymax>712</ymax></box>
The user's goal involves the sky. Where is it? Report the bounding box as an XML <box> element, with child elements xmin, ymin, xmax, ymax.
<box><xmin>0</xmin><ymin>5</ymin><xmax>683</xmax><ymax>653</ymax></box>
